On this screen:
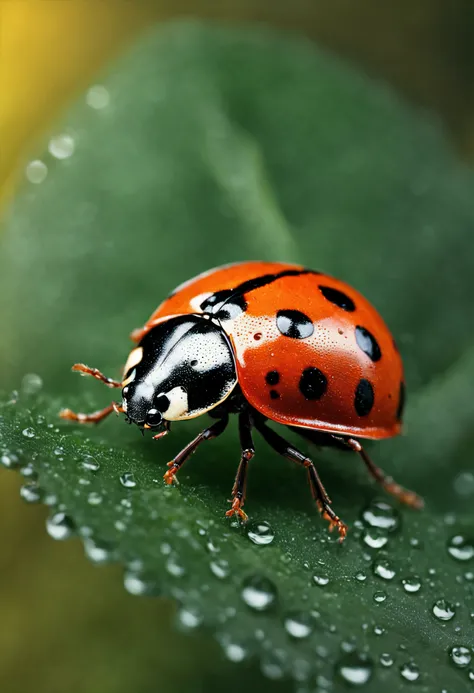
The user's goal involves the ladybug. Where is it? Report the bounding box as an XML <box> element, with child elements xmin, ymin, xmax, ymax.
<box><xmin>60</xmin><ymin>261</ymin><xmax>423</xmax><ymax>539</ymax></box>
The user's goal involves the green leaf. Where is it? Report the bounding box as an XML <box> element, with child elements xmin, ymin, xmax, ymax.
<box><xmin>1</xmin><ymin>21</ymin><xmax>474</xmax><ymax>691</ymax></box>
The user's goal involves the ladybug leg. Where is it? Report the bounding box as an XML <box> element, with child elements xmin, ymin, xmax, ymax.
<box><xmin>71</xmin><ymin>363</ymin><xmax>122</xmax><ymax>389</ymax></box>
<box><xmin>341</xmin><ymin>437</ymin><xmax>424</xmax><ymax>509</ymax></box>
<box><xmin>163</xmin><ymin>415</ymin><xmax>228</xmax><ymax>486</ymax></box>
<box><xmin>60</xmin><ymin>402</ymin><xmax>123</xmax><ymax>424</ymax></box>
<box><xmin>153</xmin><ymin>421</ymin><xmax>171</xmax><ymax>440</ymax></box>
<box><xmin>226</xmin><ymin>411</ymin><xmax>254</xmax><ymax>522</ymax></box>
<box><xmin>254</xmin><ymin>420</ymin><xmax>348</xmax><ymax>542</ymax></box>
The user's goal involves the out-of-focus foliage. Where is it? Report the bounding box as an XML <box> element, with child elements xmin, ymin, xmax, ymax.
<box><xmin>1</xmin><ymin>22</ymin><xmax>474</xmax><ymax>691</ymax></box>
<box><xmin>1</xmin><ymin>0</ymin><xmax>472</xmax><ymax>201</ymax></box>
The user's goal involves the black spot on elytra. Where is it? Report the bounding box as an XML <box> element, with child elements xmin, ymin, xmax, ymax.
<box><xmin>396</xmin><ymin>381</ymin><xmax>405</xmax><ymax>422</ymax></box>
<box><xmin>265</xmin><ymin>370</ymin><xmax>280</xmax><ymax>386</ymax></box>
<box><xmin>270</xmin><ymin>390</ymin><xmax>280</xmax><ymax>400</ymax></box>
<box><xmin>319</xmin><ymin>285</ymin><xmax>355</xmax><ymax>312</ymax></box>
<box><xmin>299</xmin><ymin>367</ymin><xmax>327</xmax><ymax>400</ymax></box>
<box><xmin>200</xmin><ymin>290</ymin><xmax>248</xmax><ymax>321</ymax></box>
<box><xmin>276</xmin><ymin>309</ymin><xmax>314</xmax><ymax>339</ymax></box>
<box><xmin>355</xmin><ymin>326</ymin><xmax>381</xmax><ymax>362</ymax></box>
<box><xmin>354</xmin><ymin>379</ymin><xmax>374</xmax><ymax>416</ymax></box>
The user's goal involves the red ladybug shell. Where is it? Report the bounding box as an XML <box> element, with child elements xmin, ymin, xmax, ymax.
<box><xmin>132</xmin><ymin>262</ymin><xmax>404</xmax><ymax>440</ymax></box>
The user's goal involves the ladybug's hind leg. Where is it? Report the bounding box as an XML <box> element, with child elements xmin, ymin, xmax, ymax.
<box><xmin>254</xmin><ymin>419</ymin><xmax>348</xmax><ymax>542</ymax></box>
<box><xmin>338</xmin><ymin>436</ymin><xmax>424</xmax><ymax>509</ymax></box>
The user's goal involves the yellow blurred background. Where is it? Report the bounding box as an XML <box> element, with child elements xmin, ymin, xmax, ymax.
<box><xmin>0</xmin><ymin>2</ymin><xmax>472</xmax><ymax>692</ymax></box>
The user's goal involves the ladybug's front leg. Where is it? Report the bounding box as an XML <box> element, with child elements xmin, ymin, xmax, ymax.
<box><xmin>226</xmin><ymin>411</ymin><xmax>254</xmax><ymax>522</ymax></box>
<box><xmin>70</xmin><ymin>363</ymin><xmax>122</xmax><ymax>388</ymax></box>
<box><xmin>59</xmin><ymin>363</ymin><xmax>124</xmax><ymax>425</ymax></box>
<box><xmin>254</xmin><ymin>419</ymin><xmax>348</xmax><ymax>542</ymax></box>
<box><xmin>60</xmin><ymin>402</ymin><xmax>123</xmax><ymax>424</ymax></box>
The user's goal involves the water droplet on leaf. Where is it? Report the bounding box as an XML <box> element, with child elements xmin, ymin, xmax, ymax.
<box><xmin>80</xmin><ymin>456</ymin><xmax>100</xmax><ymax>472</ymax></box>
<box><xmin>362</xmin><ymin>499</ymin><xmax>400</xmax><ymax>531</ymax></box>
<box><xmin>337</xmin><ymin>652</ymin><xmax>373</xmax><ymax>686</ymax></box>
<box><xmin>447</xmin><ymin>535</ymin><xmax>474</xmax><ymax>562</ymax></box>
<box><xmin>363</xmin><ymin>527</ymin><xmax>389</xmax><ymax>549</ymax></box>
<box><xmin>120</xmin><ymin>472</ymin><xmax>137</xmax><ymax>488</ymax></box>
<box><xmin>432</xmin><ymin>599</ymin><xmax>456</xmax><ymax>621</ymax></box>
<box><xmin>20</xmin><ymin>483</ymin><xmax>43</xmax><ymax>504</ymax></box>
<box><xmin>373</xmin><ymin>558</ymin><xmax>396</xmax><ymax>580</ymax></box>
<box><xmin>312</xmin><ymin>574</ymin><xmax>329</xmax><ymax>586</ymax></box>
<box><xmin>176</xmin><ymin>607</ymin><xmax>202</xmax><ymax>630</ymax></box>
<box><xmin>1</xmin><ymin>452</ymin><xmax>21</xmax><ymax>469</ymax></box>
<box><xmin>373</xmin><ymin>591</ymin><xmax>387</xmax><ymax>603</ymax></box>
<box><xmin>449</xmin><ymin>646</ymin><xmax>471</xmax><ymax>668</ymax></box>
<box><xmin>283</xmin><ymin>612</ymin><xmax>314</xmax><ymax>639</ymax></box>
<box><xmin>241</xmin><ymin>575</ymin><xmax>277</xmax><ymax>611</ymax></box>
<box><xmin>400</xmin><ymin>662</ymin><xmax>420</xmax><ymax>682</ymax></box>
<box><xmin>402</xmin><ymin>575</ymin><xmax>422</xmax><ymax>593</ymax></box>
<box><xmin>380</xmin><ymin>653</ymin><xmax>394</xmax><ymax>667</ymax></box>
<box><xmin>166</xmin><ymin>555</ymin><xmax>186</xmax><ymax>577</ymax></box>
<box><xmin>87</xmin><ymin>492</ymin><xmax>103</xmax><ymax>506</ymax></box>
<box><xmin>209</xmin><ymin>559</ymin><xmax>230</xmax><ymax>579</ymax></box>
<box><xmin>84</xmin><ymin>538</ymin><xmax>114</xmax><ymax>563</ymax></box>
<box><xmin>46</xmin><ymin>512</ymin><xmax>75</xmax><ymax>540</ymax></box>
<box><xmin>247</xmin><ymin>520</ymin><xmax>275</xmax><ymax>545</ymax></box>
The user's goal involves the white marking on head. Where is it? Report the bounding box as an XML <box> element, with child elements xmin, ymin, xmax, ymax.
<box><xmin>123</xmin><ymin>347</ymin><xmax>143</xmax><ymax>383</ymax></box>
<box><xmin>159</xmin><ymin>386</ymin><xmax>189</xmax><ymax>421</ymax></box>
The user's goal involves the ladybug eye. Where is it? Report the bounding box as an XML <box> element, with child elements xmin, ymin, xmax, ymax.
<box><xmin>145</xmin><ymin>408</ymin><xmax>162</xmax><ymax>427</ymax></box>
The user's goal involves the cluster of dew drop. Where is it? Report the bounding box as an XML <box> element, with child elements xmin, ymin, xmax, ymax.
<box><xmin>24</xmin><ymin>84</ymin><xmax>110</xmax><ymax>188</ymax></box>
<box><xmin>2</xmin><ymin>374</ymin><xmax>474</xmax><ymax>688</ymax></box>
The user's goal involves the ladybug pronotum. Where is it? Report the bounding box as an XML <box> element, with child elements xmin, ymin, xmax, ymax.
<box><xmin>60</xmin><ymin>261</ymin><xmax>423</xmax><ymax>540</ymax></box>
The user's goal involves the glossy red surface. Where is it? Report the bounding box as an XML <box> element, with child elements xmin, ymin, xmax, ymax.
<box><xmin>133</xmin><ymin>261</ymin><xmax>404</xmax><ymax>440</ymax></box>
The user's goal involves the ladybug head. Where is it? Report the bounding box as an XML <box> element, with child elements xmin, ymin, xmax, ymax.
<box><xmin>121</xmin><ymin>315</ymin><xmax>237</xmax><ymax>430</ymax></box>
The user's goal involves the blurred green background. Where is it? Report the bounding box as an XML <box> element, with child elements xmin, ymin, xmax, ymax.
<box><xmin>0</xmin><ymin>3</ymin><xmax>473</xmax><ymax>693</ymax></box>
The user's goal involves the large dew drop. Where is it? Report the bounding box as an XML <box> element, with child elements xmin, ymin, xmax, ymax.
<box><xmin>241</xmin><ymin>575</ymin><xmax>277</xmax><ymax>611</ymax></box>
<box><xmin>46</xmin><ymin>512</ymin><xmax>75</xmax><ymax>540</ymax></box>
<box><xmin>432</xmin><ymin>599</ymin><xmax>456</xmax><ymax>621</ymax></box>
<box><xmin>247</xmin><ymin>520</ymin><xmax>275</xmax><ymax>546</ymax></box>
<box><xmin>337</xmin><ymin>652</ymin><xmax>373</xmax><ymax>686</ymax></box>
<box><xmin>283</xmin><ymin>611</ymin><xmax>314</xmax><ymax>639</ymax></box>
<box><xmin>120</xmin><ymin>472</ymin><xmax>137</xmax><ymax>489</ymax></box>
<box><xmin>449</xmin><ymin>646</ymin><xmax>471</xmax><ymax>668</ymax></box>
<box><xmin>400</xmin><ymin>662</ymin><xmax>420</xmax><ymax>682</ymax></box>
<box><xmin>362</xmin><ymin>499</ymin><xmax>400</xmax><ymax>531</ymax></box>
<box><xmin>447</xmin><ymin>535</ymin><xmax>474</xmax><ymax>562</ymax></box>
<box><xmin>373</xmin><ymin>558</ymin><xmax>396</xmax><ymax>580</ymax></box>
